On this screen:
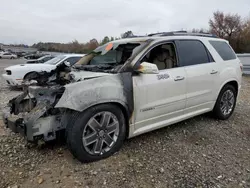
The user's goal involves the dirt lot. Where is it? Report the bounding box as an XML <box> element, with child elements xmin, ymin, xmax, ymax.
<box><xmin>0</xmin><ymin>59</ymin><xmax>250</xmax><ymax>188</ymax></box>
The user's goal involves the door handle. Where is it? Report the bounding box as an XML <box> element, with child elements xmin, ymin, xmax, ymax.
<box><xmin>174</xmin><ymin>76</ymin><xmax>185</xmax><ymax>81</ymax></box>
<box><xmin>210</xmin><ymin>70</ymin><xmax>218</xmax><ymax>74</ymax></box>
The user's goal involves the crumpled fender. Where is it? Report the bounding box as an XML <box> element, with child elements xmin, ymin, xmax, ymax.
<box><xmin>55</xmin><ymin>72</ymin><xmax>134</xmax><ymax>117</ymax></box>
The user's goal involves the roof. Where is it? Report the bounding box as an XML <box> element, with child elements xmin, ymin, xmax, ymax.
<box><xmin>110</xmin><ymin>32</ymin><xmax>226</xmax><ymax>44</ymax></box>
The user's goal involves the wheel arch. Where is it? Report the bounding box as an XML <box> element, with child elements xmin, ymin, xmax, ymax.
<box><xmin>23</xmin><ymin>71</ymin><xmax>38</xmax><ymax>79</ymax></box>
<box><xmin>63</xmin><ymin>101</ymin><xmax>131</xmax><ymax>138</ymax></box>
<box><xmin>213</xmin><ymin>79</ymin><xmax>239</xmax><ymax>120</ymax></box>
<box><xmin>108</xmin><ymin>102</ymin><xmax>130</xmax><ymax>138</ymax></box>
<box><xmin>226</xmin><ymin>80</ymin><xmax>238</xmax><ymax>96</ymax></box>
<box><xmin>23</xmin><ymin>71</ymin><xmax>38</xmax><ymax>80</ymax></box>
<box><xmin>218</xmin><ymin>79</ymin><xmax>239</xmax><ymax>97</ymax></box>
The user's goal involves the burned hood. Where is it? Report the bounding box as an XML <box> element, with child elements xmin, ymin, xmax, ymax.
<box><xmin>69</xmin><ymin>70</ymin><xmax>112</xmax><ymax>81</ymax></box>
<box><xmin>55</xmin><ymin>72</ymin><xmax>134</xmax><ymax>118</ymax></box>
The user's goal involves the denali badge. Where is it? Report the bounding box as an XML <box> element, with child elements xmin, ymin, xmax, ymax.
<box><xmin>157</xmin><ymin>74</ymin><xmax>169</xmax><ymax>80</ymax></box>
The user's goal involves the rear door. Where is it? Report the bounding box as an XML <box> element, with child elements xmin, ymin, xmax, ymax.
<box><xmin>175</xmin><ymin>40</ymin><xmax>219</xmax><ymax>113</ymax></box>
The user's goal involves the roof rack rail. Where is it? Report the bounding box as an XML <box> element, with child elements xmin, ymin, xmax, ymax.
<box><xmin>148</xmin><ymin>31</ymin><xmax>187</xmax><ymax>36</ymax></box>
<box><xmin>123</xmin><ymin>35</ymin><xmax>146</xmax><ymax>38</ymax></box>
<box><xmin>148</xmin><ymin>31</ymin><xmax>218</xmax><ymax>38</ymax></box>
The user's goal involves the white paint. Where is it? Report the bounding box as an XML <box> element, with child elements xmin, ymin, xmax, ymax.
<box><xmin>129</xmin><ymin>36</ymin><xmax>242</xmax><ymax>138</ymax></box>
<box><xmin>132</xmin><ymin>67</ymin><xmax>186</xmax><ymax>134</ymax></box>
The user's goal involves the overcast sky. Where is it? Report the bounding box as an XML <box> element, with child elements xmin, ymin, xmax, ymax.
<box><xmin>0</xmin><ymin>0</ymin><xmax>249</xmax><ymax>45</ymax></box>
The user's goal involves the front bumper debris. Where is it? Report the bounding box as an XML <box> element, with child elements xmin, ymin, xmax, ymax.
<box><xmin>4</xmin><ymin>113</ymin><xmax>25</xmax><ymax>136</ymax></box>
<box><xmin>3</xmin><ymin>86</ymin><xmax>65</xmax><ymax>142</ymax></box>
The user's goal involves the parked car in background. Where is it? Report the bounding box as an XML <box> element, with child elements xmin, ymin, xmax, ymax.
<box><xmin>24</xmin><ymin>53</ymin><xmax>46</xmax><ymax>60</ymax></box>
<box><xmin>0</xmin><ymin>52</ymin><xmax>17</xmax><ymax>59</ymax></box>
<box><xmin>15</xmin><ymin>52</ymin><xmax>26</xmax><ymax>58</ymax></box>
<box><xmin>2</xmin><ymin>54</ymin><xmax>85</xmax><ymax>86</ymax></box>
<box><xmin>26</xmin><ymin>55</ymin><xmax>55</xmax><ymax>64</ymax></box>
<box><xmin>237</xmin><ymin>53</ymin><xmax>250</xmax><ymax>74</ymax></box>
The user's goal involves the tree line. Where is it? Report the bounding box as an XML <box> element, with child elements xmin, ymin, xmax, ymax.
<box><xmin>30</xmin><ymin>11</ymin><xmax>250</xmax><ymax>54</ymax></box>
<box><xmin>209</xmin><ymin>11</ymin><xmax>250</xmax><ymax>53</ymax></box>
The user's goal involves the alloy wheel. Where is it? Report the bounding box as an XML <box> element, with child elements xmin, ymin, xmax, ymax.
<box><xmin>220</xmin><ymin>89</ymin><xmax>235</xmax><ymax>116</ymax></box>
<box><xmin>82</xmin><ymin>111</ymin><xmax>119</xmax><ymax>155</ymax></box>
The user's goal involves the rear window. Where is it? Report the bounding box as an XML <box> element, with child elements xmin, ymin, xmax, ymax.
<box><xmin>209</xmin><ymin>41</ymin><xmax>236</xmax><ymax>61</ymax></box>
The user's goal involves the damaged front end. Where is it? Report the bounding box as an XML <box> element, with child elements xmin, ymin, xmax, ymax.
<box><xmin>3</xmin><ymin>85</ymin><xmax>65</xmax><ymax>142</ymax></box>
<box><xmin>3</xmin><ymin>40</ymin><xmax>147</xmax><ymax>143</ymax></box>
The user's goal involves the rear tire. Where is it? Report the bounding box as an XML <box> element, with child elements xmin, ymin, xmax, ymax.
<box><xmin>213</xmin><ymin>84</ymin><xmax>237</xmax><ymax>120</ymax></box>
<box><xmin>66</xmin><ymin>104</ymin><xmax>126</xmax><ymax>163</ymax></box>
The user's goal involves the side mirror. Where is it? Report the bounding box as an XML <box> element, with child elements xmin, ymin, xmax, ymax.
<box><xmin>63</xmin><ymin>61</ymin><xmax>71</xmax><ymax>67</ymax></box>
<box><xmin>136</xmin><ymin>62</ymin><xmax>159</xmax><ymax>74</ymax></box>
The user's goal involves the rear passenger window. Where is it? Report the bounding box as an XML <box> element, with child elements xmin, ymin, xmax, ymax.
<box><xmin>209</xmin><ymin>41</ymin><xmax>236</xmax><ymax>61</ymax></box>
<box><xmin>176</xmin><ymin>40</ymin><xmax>210</xmax><ymax>67</ymax></box>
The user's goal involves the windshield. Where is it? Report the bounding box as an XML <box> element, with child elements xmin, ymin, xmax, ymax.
<box><xmin>75</xmin><ymin>41</ymin><xmax>147</xmax><ymax>67</ymax></box>
<box><xmin>44</xmin><ymin>55</ymin><xmax>65</xmax><ymax>65</ymax></box>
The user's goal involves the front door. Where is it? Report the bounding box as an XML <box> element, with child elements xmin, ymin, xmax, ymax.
<box><xmin>132</xmin><ymin>42</ymin><xmax>187</xmax><ymax>136</ymax></box>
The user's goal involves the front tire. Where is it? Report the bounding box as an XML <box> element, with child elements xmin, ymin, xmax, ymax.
<box><xmin>23</xmin><ymin>72</ymin><xmax>39</xmax><ymax>81</ymax></box>
<box><xmin>66</xmin><ymin>104</ymin><xmax>126</xmax><ymax>163</ymax></box>
<box><xmin>213</xmin><ymin>84</ymin><xmax>237</xmax><ymax>120</ymax></box>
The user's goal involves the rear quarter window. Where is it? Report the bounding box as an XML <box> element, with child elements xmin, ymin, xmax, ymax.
<box><xmin>209</xmin><ymin>41</ymin><xmax>236</xmax><ymax>61</ymax></box>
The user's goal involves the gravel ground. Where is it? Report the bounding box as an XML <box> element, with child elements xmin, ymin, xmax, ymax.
<box><xmin>0</xmin><ymin>59</ymin><xmax>250</xmax><ymax>188</ymax></box>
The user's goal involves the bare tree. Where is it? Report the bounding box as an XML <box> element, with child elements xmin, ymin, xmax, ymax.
<box><xmin>209</xmin><ymin>11</ymin><xmax>243</xmax><ymax>41</ymax></box>
<box><xmin>240</xmin><ymin>17</ymin><xmax>250</xmax><ymax>52</ymax></box>
<box><xmin>88</xmin><ymin>39</ymin><xmax>99</xmax><ymax>51</ymax></box>
<box><xmin>191</xmin><ymin>28</ymin><xmax>208</xmax><ymax>33</ymax></box>
<box><xmin>121</xmin><ymin>31</ymin><xmax>134</xmax><ymax>38</ymax></box>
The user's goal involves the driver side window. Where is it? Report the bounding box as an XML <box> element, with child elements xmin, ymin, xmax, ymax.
<box><xmin>141</xmin><ymin>43</ymin><xmax>178</xmax><ymax>70</ymax></box>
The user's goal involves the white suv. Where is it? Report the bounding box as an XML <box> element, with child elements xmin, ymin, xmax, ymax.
<box><xmin>4</xmin><ymin>32</ymin><xmax>242</xmax><ymax>162</ymax></box>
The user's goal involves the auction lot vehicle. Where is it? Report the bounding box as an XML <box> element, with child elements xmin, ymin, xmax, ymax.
<box><xmin>26</xmin><ymin>55</ymin><xmax>55</xmax><ymax>64</ymax></box>
<box><xmin>237</xmin><ymin>53</ymin><xmax>250</xmax><ymax>74</ymax></box>
<box><xmin>3</xmin><ymin>32</ymin><xmax>242</xmax><ymax>162</ymax></box>
<box><xmin>24</xmin><ymin>53</ymin><xmax>46</xmax><ymax>60</ymax></box>
<box><xmin>0</xmin><ymin>52</ymin><xmax>17</xmax><ymax>59</ymax></box>
<box><xmin>2</xmin><ymin>54</ymin><xmax>84</xmax><ymax>86</ymax></box>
